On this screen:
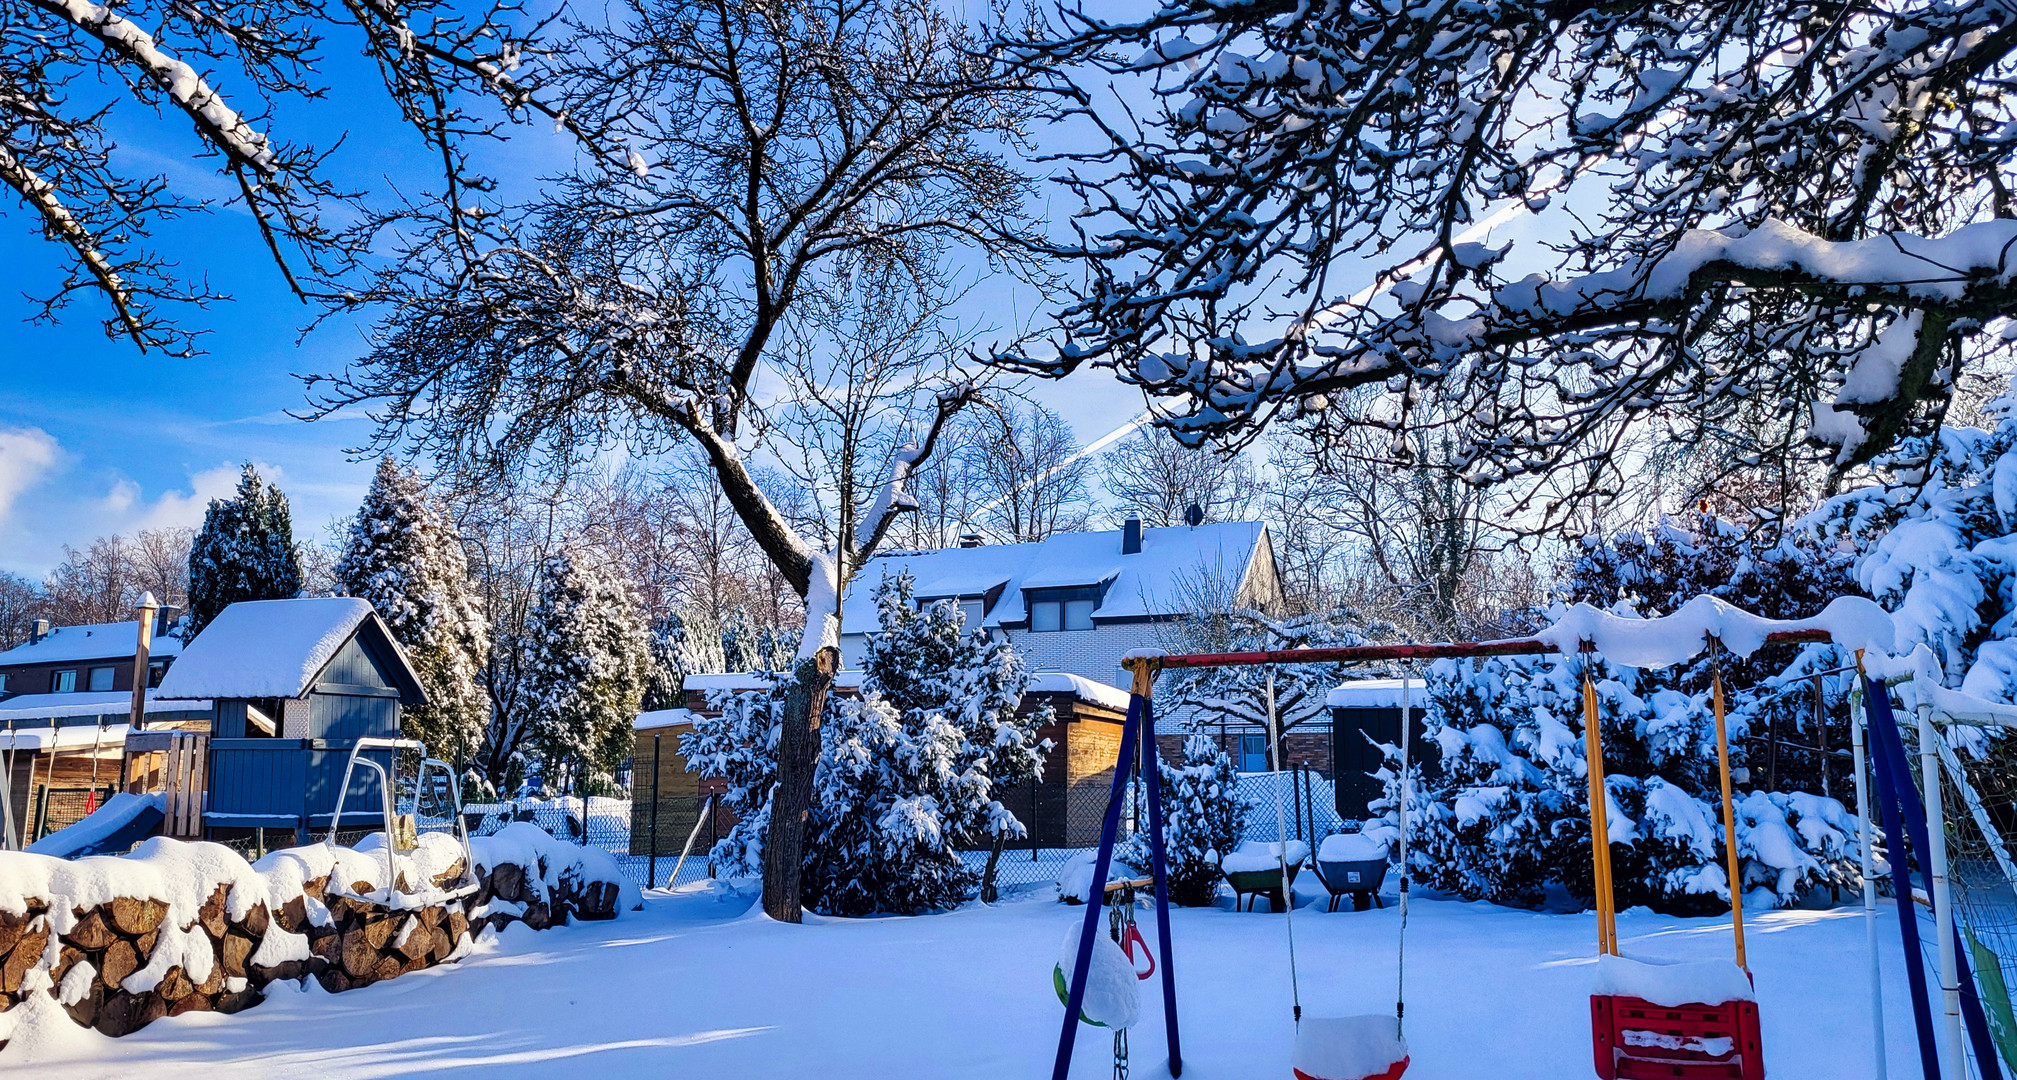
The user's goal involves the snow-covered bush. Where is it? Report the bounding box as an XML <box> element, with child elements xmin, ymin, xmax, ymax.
<box><xmin>683</xmin><ymin>572</ymin><xmax>1051</xmax><ymax>915</ymax></box>
<box><xmin>1402</xmin><ymin>643</ymin><xmax>1864</xmax><ymax>914</ymax></box>
<box><xmin>335</xmin><ymin>458</ymin><xmax>492</xmax><ymax>763</ymax></box>
<box><xmin>1117</xmin><ymin>733</ymin><xmax>1249</xmax><ymax>906</ymax></box>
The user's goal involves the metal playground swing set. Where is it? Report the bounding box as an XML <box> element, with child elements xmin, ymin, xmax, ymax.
<box><xmin>1051</xmin><ymin>620</ymin><xmax>1846</xmax><ymax>1080</ymax></box>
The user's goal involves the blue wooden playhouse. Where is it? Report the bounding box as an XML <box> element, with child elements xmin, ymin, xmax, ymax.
<box><xmin>154</xmin><ymin>597</ymin><xmax>429</xmax><ymax>843</ymax></box>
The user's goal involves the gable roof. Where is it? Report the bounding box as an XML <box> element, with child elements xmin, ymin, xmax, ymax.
<box><xmin>0</xmin><ymin>691</ymin><xmax>212</xmax><ymax>722</ymax></box>
<box><xmin>154</xmin><ymin>597</ymin><xmax>426</xmax><ymax>703</ymax></box>
<box><xmin>0</xmin><ymin>620</ymin><xmax>184</xmax><ymax>667</ymax></box>
<box><xmin>840</xmin><ymin>520</ymin><xmax>1271</xmax><ymax>635</ymax></box>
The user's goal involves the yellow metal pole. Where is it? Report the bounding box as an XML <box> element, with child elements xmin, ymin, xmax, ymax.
<box><xmin>1711</xmin><ymin>655</ymin><xmax>1748</xmax><ymax>970</ymax></box>
<box><xmin>1582</xmin><ymin>667</ymin><xmax>1617</xmax><ymax>956</ymax></box>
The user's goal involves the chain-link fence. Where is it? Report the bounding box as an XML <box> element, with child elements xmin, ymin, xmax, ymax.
<box><xmin>29</xmin><ymin>784</ymin><xmax>117</xmax><ymax>843</ymax></box>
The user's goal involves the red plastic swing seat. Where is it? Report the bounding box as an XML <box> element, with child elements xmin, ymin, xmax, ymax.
<box><xmin>1591</xmin><ymin>994</ymin><xmax>1763</xmax><ymax>1080</ymax></box>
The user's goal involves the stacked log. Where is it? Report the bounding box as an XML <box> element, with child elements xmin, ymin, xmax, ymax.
<box><xmin>0</xmin><ymin>834</ymin><xmax>630</xmax><ymax>1048</ymax></box>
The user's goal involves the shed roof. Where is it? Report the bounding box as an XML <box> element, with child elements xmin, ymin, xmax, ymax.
<box><xmin>633</xmin><ymin>707</ymin><xmax>697</xmax><ymax>731</ymax></box>
<box><xmin>1326</xmin><ymin>678</ymin><xmax>1427</xmax><ymax>709</ymax></box>
<box><xmin>154</xmin><ymin>598</ymin><xmax>426</xmax><ymax>702</ymax></box>
<box><xmin>840</xmin><ymin>520</ymin><xmax>1270</xmax><ymax>635</ymax></box>
<box><xmin>0</xmin><ymin>620</ymin><xmax>184</xmax><ymax>666</ymax></box>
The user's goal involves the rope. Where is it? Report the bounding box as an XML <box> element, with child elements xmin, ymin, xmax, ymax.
<box><xmin>1268</xmin><ymin>668</ymin><xmax>1303</xmax><ymax>1025</ymax></box>
<box><xmin>1396</xmin><ymin>668</ymin><xmax>1411</xmax><ymax>1037</ymax></box>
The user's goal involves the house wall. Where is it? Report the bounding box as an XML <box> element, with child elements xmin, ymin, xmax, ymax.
<box><xmin>0</xmin><ymin>655</ymin><xmax>165</xmax><ymax>698</ymax></box>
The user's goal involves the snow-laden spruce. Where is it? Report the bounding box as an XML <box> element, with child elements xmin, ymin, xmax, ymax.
<box><xmin>521</xmin><ymin>549</ymin><xmax>652</xmax><ymax>797</ymax></box>
<box><xmin>684</xmin><ymin>572</ymin><xmax>1050</xmax><ymax>915</ymax></box>
<box><xmin>335</xmin><ymin>459</ymin><xmax>491</xmax><ymax>763</ymax></box>
<box><xmin>1117</xmin><ymin>733</ymin><xmax>1249</xmax><ymax>907</ymax></box>
<box><xmin>185</xmin><ymin>464</ymin><xmax>302</xmax><ymax>639</ymax></box>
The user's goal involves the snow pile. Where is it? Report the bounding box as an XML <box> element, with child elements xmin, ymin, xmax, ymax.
<box><xmin>1056</xmin><ymin>919</ymin><xmax>1140</xmax><ymax>1030</ymax></box>
<box><xmin>1290</xmin><ymin>1014</ymin><xmax>1408</xmax><ymax>1080</ymax></box>
<box><xmin>1592</xmin><ymin>954</ymin><xmax>1754</xmax><ymax>1007</ymax></box>
<box><xmin>1319</xmin><ymin>832</ymin><xmax>1388</xmax><ymax>863</ymax></box>
<box><xmin>1221</xmin><ymin>840</ymin><xmax>1308</xmax><ymax>874</ymax></box>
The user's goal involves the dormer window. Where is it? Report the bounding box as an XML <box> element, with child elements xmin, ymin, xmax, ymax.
<box><xmin>1025</xmin><ymin>586</ymin><xmax>1101</xmax><ymax>632</ymax></box>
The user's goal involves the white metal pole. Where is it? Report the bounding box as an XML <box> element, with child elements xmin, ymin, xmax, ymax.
<box><xmin>1918</xmin><ymin>689</ymin><xmax>1966</xmax><ymax>1080</ymax></box>
<box><xmin>1850</xmin><ymin>671</ymin><xmax>1888</xmax><ymax>1080</ymax></box>
<box><xmin>1396</xmin><ymin>672</ymin><xmax>1411</xmax><ymax>1040</ymax></box>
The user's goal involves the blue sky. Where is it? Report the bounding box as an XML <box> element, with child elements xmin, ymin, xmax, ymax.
<box><xmin>0</xmin><ymin>35</ymin><xmax>1150</xmax><ymax>578</ymax></box>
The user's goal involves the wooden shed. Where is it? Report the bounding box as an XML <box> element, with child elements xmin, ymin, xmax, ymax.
<box><xmin>1327</xmin><ymin>678</ymin><xmax>1428</xmax><ymax>823</ymax></box>
<box><xmin>153</xmin><ymin>598</ymin><xmax>428</xmax><ymax>844</ymax></box>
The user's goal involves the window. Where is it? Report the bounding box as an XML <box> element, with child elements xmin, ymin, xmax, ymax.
<box><xmin>88</xmin><ymin>666</ymin><xmax>115</xmax><ymax>692</ymax></box>
<box><xmin>148</xmin><ymin>661</ymin><xmax>168</xmax><ymax>688</ymax></box>
<box><xmin>0</xmin><ymin>673</ymin><xmax>8</xmax><ymax>694</ymax></box>
<box><xmin>1240</xmin><ymin>733</ymin><xmax>1270</xmax><ymax>773</ymax></box>
<box><xmin>1026</xmin><ymin>588</ymin><xmax>1100</xmax><ymax>632</ymax></box>
<box><xmin>53</xmin><ymin>669</ymin><xmax>76</xmax><ymax>693</ymax></box>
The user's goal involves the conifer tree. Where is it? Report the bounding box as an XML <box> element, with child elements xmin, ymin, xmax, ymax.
<box><xmin>185</xmin><ymin>464</ymin><xmax>303</xmax><ymax>638</ymax></box>
<box><xmin>335</xmin><ymin>459</ymin><xmax>492</xmax><ymax>763</ymax></box>
<box><xmin>1120</xmin><ymin>733</ymin><xmax>1249</xmax><ymax>906</ymax></box>
<box><xmin>521</xmin><ymin>549</ymin><xmax>653</xmax><ymax>796</ymax></box>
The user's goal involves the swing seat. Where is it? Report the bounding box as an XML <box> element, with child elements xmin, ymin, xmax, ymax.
<box><xmin>1054</xmin><ymin>921</ymin><xmax>1142</xmax><ymax>1030</ymax></box>
<box><xmin>1291</xmin><ymin>1015</ymin><xmax>1409</xmax><ymax>1080</ymax></box>
<box><xmin>1590</xmin><ymin>956</ymin><xmax>1761</xmax><ymax>1080</ymax></box>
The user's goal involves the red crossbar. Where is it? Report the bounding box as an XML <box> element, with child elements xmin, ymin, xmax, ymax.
<box><xmin>1139</xmin><ymin>628</ymin><xmax>1832</xmax><ymax>671</ymax></box>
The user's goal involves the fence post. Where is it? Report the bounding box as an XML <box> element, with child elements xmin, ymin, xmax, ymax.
<box><xmin>708</xmin><ymin>791</ymin><xmax>718</xmax><ymax>878</ymax></box>
<box><xmin>1291</xmin><ymin>760</ymin><xmax>1305</xmax><ymax>842</ymax></box>
<box><xmin>1031</xmin><ymin>774</ymin><xmax>1039</xmax><ymax>862</ymax></box>
<box><xmin>648</xmin><ymin>733</ymin><xmax>663</xmax><ymax>889</ymax></box>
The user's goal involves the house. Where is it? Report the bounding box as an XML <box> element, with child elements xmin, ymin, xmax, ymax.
<box><xmin>630</xmin><ymin>669</ymin><xmax>1136</xmax><ymax>855</ymax></box>
<box><xmin>1327</xmin><ymin>678</ymin><xmax>1428</xmax><ymax>823</ymax></box>
<box><xmin>837</xmin><ymin>517</ymin><xmax>1282</xmax><ymax>691</ymax></box>
<box><xmin>0</xmin><ymin>607</ymin><xmax>182</xmax><ymax>700</ymax></box>
<box><xmin>153</xmin><ymin>597</ymin><xmax>428</xmax><ymax>844</ymax></box>
<box><xmin>0</xmin><ymin>607</ymin><xmax>204</xmax><ymax>846</ymax></box>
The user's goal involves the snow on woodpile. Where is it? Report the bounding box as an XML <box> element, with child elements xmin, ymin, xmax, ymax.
<box><xmin>154</xmin><ymin>597</ymin><xmax>382</xmax><ymax>700</ymax></box>
<box><xmin>0</xmin><ymin>827</ymin><xmax>633</xmax><ymax>1055</ymax></box>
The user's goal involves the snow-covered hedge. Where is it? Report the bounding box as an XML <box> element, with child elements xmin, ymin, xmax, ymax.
<box><xmin>0</xmin><ymin>823</ymin><xmax>637</xmax><ymax>1050</ymax></box>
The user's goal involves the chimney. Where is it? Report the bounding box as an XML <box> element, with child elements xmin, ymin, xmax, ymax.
<box><xmin>1121</xmin><ymin>516</ymin><xmax>1143</xmax><ymax>555</ymax></box>
<box><xmin>30</xmin><ymin>619</ymin><xmax>49</xmax><ymax>644</ymax></box>
<box><xmin>154</xmin><ymin>604</ymin><xmax>180</xmax><ymax>637</ymax></box>
<box><xmin>958</xmin><ymin>533</ymin><xmax>983</xmax><ymax>549</ymax></box>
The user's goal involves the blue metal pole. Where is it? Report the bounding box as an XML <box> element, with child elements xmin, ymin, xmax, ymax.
<box><xmin>1867</xmin><ymin>677</ymin><xmax>1944</xmax><ymax>1080</ymax></box>
<box><xmin>1052</xmin><ymin>692</ymin><xmax>1143</xmax><ymax>1080</ymax></box>
<box><xmin>1139</xmin><ymin>690</ymin><xmax>1182</xmax><ymax>1076</ymax></box>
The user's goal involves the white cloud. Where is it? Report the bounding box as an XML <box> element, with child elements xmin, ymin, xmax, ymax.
<box><xmin>0</xmin><ymin>426</ymin><xmax>60</xmax><ymax>528</ymax></box>
<box><xmin>129</xmin><ymin>462</ymin><xmax>267</xmax><ymax>532</ymax></box>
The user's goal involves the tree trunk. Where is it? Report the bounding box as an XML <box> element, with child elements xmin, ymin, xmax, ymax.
<box><xmin>763</xmin><ymin>647</ymin><xmax>838</xmax><ymax>922</ymax></box>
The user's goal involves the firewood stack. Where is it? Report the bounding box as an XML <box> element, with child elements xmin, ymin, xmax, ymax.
<box><xmin>0</xmin><ymin>843</ymin><xmax>627</xmax><ymax>1045</ymax></box>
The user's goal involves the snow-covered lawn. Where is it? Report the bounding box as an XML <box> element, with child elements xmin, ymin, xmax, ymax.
<box><xmin>17</xmin><ymin>883</ymin><xmax>1926</xmax><ymax>1078</ymax></box>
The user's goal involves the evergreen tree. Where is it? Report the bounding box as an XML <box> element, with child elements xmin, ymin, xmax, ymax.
<box><xmin>1119</xmin><ymin>733</ymin><xmax>1249</xmax><ymax>906</ymax></box>
<box><xmin>684</xmin><ymin>571</ymin><xmax>1051</xmax><ymax>915</ymax></box>
<box><xmin>334</xmin><ymin>459</ymin><xmax>492</xmax><ymax>763</ymax></box>
<box><xmin>643</xmin><ymin>609</ymin><xmax>728</xmax><ymax>711</ymax></box>
<box><xmin>185</xmin><ymin>464</ymin><xmax>303</xmax><ymax>638</ymax></box>
<box><xmin>521</xmin><ymin>549</ymin><xmax>653</xmax><ymax>796</ymax></box>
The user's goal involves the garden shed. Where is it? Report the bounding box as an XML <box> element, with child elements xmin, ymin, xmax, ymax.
<box><xmin>153</xmin><ymin>597</ymin><xmax>428</xmax><ymax>843</ymax></box>
<box><xmin>1327</xmin><ymin>678</ymin><xmax>1428</xmax><ymax>824</ymax></box>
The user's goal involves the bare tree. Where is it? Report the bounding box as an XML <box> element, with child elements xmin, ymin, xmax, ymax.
<box><xmin>312</xmin><ymin>0</ymin><xmax>1051</xmax><ymax>920</ymax></box>
<box><xmin>1006</xmin><ymin>0</ymin><xmax>2017</xmax><ymax>526</ymax></box>
<box><xmin>39</xmin><ymin>527</ymin><xmax>194</xmax><ymax>627</ymax></box>
<box><xmin>4</xmin><ymin>0</ymin><xmax>570</xmax><ymax>352</ymax></box>
<box><xmin>0</xmin><ymin>572</ymin><xmax>45</xmax><ymax>650</ymax></box>
<box><xmin>1103</xmin><ymin>426</ymin><xmax>1257</xmax><ymax>526</ymax></box>
<box><xmin>962</xmin><ymin>399</ymin><xmax>1094</xmax><ymax>542</ymax></box>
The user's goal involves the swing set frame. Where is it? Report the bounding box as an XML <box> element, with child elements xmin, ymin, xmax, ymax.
<box><xmin>1051</xmin><ymin>627</ymin><xmax>1835</xmax><ymax>1080</ymax></box>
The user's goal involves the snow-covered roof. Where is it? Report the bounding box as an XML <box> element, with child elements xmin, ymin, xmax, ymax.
<box><xmin>0</xmin><ymin>620</ymin><xmax>183</xmax><ymax>666</ymax></box>
<box><xmin>680</xmin><ymin>669</ymin><xmax>1128</xmax><ymax>709</ymax></box>
<box><xmin>633</xmin><ymin>708</ymin><xmax>697</xmax><ymax>731</ymax></box>
<box><xmin>154</xmin><ymin>597</ymin><xmax>422</xmax><ymax>701</ymax></box>
<box><xmin>840</xmin><ymin>521</ymin><xmax>1270</xmax><ymax>635</ymax></box>
<box><xmin>0</xmin><ymin>722</ymin><xmax>134</xmax><ymax>752</ymax></box>
<box><xmin>1326</xmin><ymin>679</ymin><xmax>1427</xmax><ymax>709</ymax></box>
<box><xmin>0</xmin><ymin>691</ymin><xmax>211</xmax><ymax>722</ymax></box>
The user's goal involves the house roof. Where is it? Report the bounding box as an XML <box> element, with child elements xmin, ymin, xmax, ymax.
<box><xmin>840</xmin><ymin>521</ymin><xmax>1270</xmax><ymax>635</ymax></box>
<box><xmin>1326</xmin><ymin>678</ymin><xmax>1427</xmax><ymax>709</ymax></box>
<box><xmin>0</xmin><ymin>722</ymin><xmax>136</xmax><ymax>752</ymax></box>
<box><xmin>154</xmin><ymin>597</ymin><xmax>426</xmax><ymax>703</ymax></box>
<box><xmin>633</xmin><ymin>707</ymin><xmax>697</xmax><ymax>731</ymax></box>
<box><xmin>0</xmin><ymin>691</ymin><xmax>212</xmax><ymax>722</ymax></box>
<box><xmin>0</xmin><ymin>620</ymin><xmax>184</xmax><ymax>666</ymax></box>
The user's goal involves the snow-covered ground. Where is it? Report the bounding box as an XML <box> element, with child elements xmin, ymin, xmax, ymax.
<box><xmin>14</xmin><ymin>882</ymin><xmax>1928</xmax><ymax>1079</ymax></box>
